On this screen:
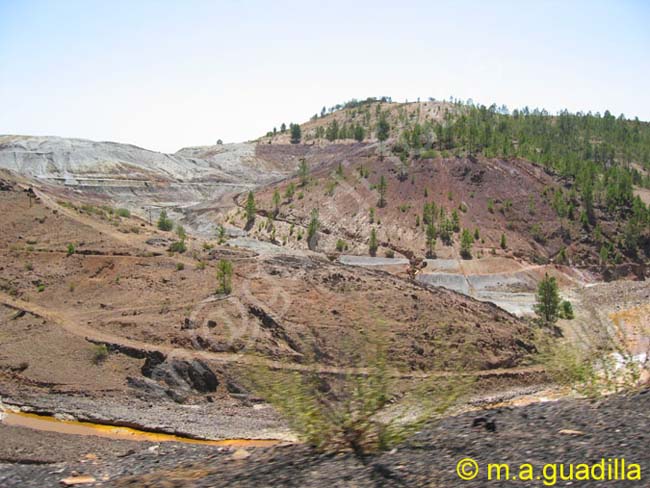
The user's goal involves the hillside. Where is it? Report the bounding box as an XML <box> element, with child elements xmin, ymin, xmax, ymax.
<box><xmin>0</xmin><ymin>169</ymin><xmax>539</xmax><ymax>439</ymax></box>
<box><xmin>260</xmin><ymin>97</ymin><xmax>453</xmax><ymax>145</ymax></box>
<box><xmin>235</xmin><ymin>100</ymin><xmax>650</xmax><ymax>276</ymax></box>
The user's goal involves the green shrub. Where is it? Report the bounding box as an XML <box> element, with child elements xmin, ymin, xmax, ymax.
<box><xmin>385</xmin><ymin>249</ymin><xmax>395</xmax><ymax>258</ymax></box>
<box><xmin>93</xmin><ymin>344</ymin><xmax>109</xmax><ymax>364</ymax></box>
<box><xmin>169</xmin><ymin>240</ymin><xmax>186</xmax><ymax>253</ymax></box>
<box><xmin>419</xmin><ymin>148</ymin><xmax>438</xmax><ymax>159</ymax></box>
<box><xmin>217</xmin><ymin>224</ymin><xmax>227</xmax><ymax>244</ymax></box>
<box><xmin>284</xmin><ymin>182</ymin><xmax>296</xmax><ymax>200</ymax></box>
<box><xmin>176</xmin><ymin>262</ymin><xmax>185</xmax><ymax>271</ymax></box>
<box><xmin>325</xmin><ymin>180</ymin><xmax>338</xmax><ymax>196</ymax></box>
<box><xmin>560</xmin><ymin>300</ymin><xmax>574</xmax><ymax>319</ymax></box>
<box><xmin>534</xmin><ymin>331</ymin><xmax>641</xmax><ymax>397</ymax></box>
<box><xmin>116</xmin><ymin>208</ymin><xmax>131</xmax><ymax>218</ymax></box>
<box><xmin>66</xmin><ymin>243</ymin><xmax>75</xmax><ymax>255</ymax></box>
<box><xmin>248</xmin><ymin>338</ymin><xmax>470</xmax><ymax>455</ymax></box>
<box><xmin>531</xmin><ymin>224</ymin><xmax>546</xmax><ymax>243</ymax></box>
<box><xmin>335</xmin><ymin>239</ymin><xmax>348</xmax><ymax>252</ymax></box>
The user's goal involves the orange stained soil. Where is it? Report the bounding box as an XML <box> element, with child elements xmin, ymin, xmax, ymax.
<box><xmin>0</xmin><ymin>410</ymin><xmax>282</xmax><ymax>447</ymax></box>
<box><xmin>610</xmin><ymin>304</ymin><xmax>650</xmax><ymax>356</ymax></box>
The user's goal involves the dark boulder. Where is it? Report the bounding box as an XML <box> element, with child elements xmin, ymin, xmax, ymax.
<box><xmin>141</xmin><ymin>355</ymin><xmax>219</xmax><ymax>394</ymax></box>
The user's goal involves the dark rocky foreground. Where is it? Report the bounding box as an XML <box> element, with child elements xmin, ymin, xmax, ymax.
<box><xmin>1</xmin><ymin>388</ymin><xmax>649</xmax><ymax>487</ymax></box>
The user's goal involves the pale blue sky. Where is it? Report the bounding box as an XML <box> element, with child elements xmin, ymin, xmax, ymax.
<box><xmin>1</xmin><ymin>0</ymin><xmax>648</xmax><ymax>153</ymax></box>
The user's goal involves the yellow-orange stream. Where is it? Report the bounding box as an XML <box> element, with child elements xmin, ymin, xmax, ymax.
<box><xmin>0</xmin><ymin>410</ymin><xmax>281</xmax><ymax>447</ymax></box>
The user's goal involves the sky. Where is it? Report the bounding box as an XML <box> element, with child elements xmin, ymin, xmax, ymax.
<box><xmin>1</xmin><ymin>0</ymin><xmax>649</xmax><ymax>153</ymax></box>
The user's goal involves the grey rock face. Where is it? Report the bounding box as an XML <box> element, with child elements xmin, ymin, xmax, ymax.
<box><xmin>0</xmin><ymin>135</ymin><xmax>295</xmax><ymax>235</ymax></box>
<box><xmin>0</xmin><ymin>135</ymin><xmax>287</xmax><ymax>184</ymax></box>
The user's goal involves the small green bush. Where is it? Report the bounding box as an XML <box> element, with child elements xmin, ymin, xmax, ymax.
<box><xmin>169</xmin><ymin>240</ymin><xmax>186</xmax><ymax>253</ymax></box>
<box><xmin>93</xmin><ymin>344</ymin><xmax>109</xmax><ymax>364</ymax></box>
<box><xmin>560</xmin><ymin>300</ymin><xmax>574</xmax><ymax>319</ymax></box>
<box><xmin>248</xmin><ymin>337</ymin><xmax>470</xmax><ymax>455</ymax></box>
<box><xmin>116</xmin><ymin>208</ymin><xmax>131</xmax><ymax>218</ymax></box>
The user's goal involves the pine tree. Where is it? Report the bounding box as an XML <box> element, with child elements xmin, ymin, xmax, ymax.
<box><xmin>599</xmin><ymin>245</ymin><xmax>609</xmax><ymax>265</ymax></box>
<box><xmin>426</xmin><ymin>222</ymin><xmax>437</xmax><ymax>258</ymax></box>
<box><xmin>534</xmin><ymin>273</ymin><xmax>561</xmax><ymax>325</ymax></box>
<box><xmin>298</xmin><ymin>158</ymin><xmax>309</xmax><ymax>187</ymax></box>
<box><xmin>216</xmin><ymin>259</ymin><xmax>233</xmax><ymax>295</ymax></box>
<box><xmin>451</xmin><ymin>210</ymin><xmax>460</xmax><ymax>232</ymax></box>
<box><xmin>377</xmin><ymin>114</ymin><xmax>390</xmax><ymax>142</ymax></box>
<box><xmin>290</xmin><ymin>123</ymin><xmax>302</xmax><ymax>144</ymax></box>
<box><xmin>369</xmin><ymin>228</ymin><xmax>378</xmax><ymax>256</ymax></box>
<box><xmin>245</xmin><ymin>191</ymin><xmax>256</xmax><ymax>225</ymax></box>
<box><xmin>377</xmin><ymin>114</ymin><xmax>390</xmax><ymax>158</ymax></box>
<box><xmin>272</xmin><ymin>189</ymin><xmax>281</xmax><ymax>215</ymax></box>
<box><xmin>377</xmin><ymin>175</ymin><xmax>387</xmax><ymax>208</ymax></box>
<box><xmin>307</xmin><ymin>208</ymin><xmax>320</xmax><ymax>250</ymax></box>
<box><xmin>354</xmin><ymin>124</ymin><xmax>365</xmax><ymax>142</ymax></box>
<box><xmin>336</xmin><ymin>161</ymin><xmax>344</xmax><ymax>177</ymax></box>
<box><xmin>326</xmin><ymin>119</ymin><xmax>339</xmax><ymax>141</ymax></box>
<box><xmin>157</xmin><ymin>210</ymin><xmax>173</xmax><ymax>231</ymax></box>
<box><xmin>284</xmin><ymin>182</ymin><xmax>296</xmax><ymax>200</ymax></box>
<box><xmin>218</xmin><ymin>224</ymin><xmax>227</xmax><ymax>244</ymax></box>
<box><xmin>460</xmin><ymin>229</ymin><xmax>473</xmax><ymax>259</ymax></box>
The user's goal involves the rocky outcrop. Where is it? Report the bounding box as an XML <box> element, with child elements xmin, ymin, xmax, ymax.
<box><xmin>141</xmin><ymin>355</ymin><xmax>219</xmax><ymax>394</ymax></box>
